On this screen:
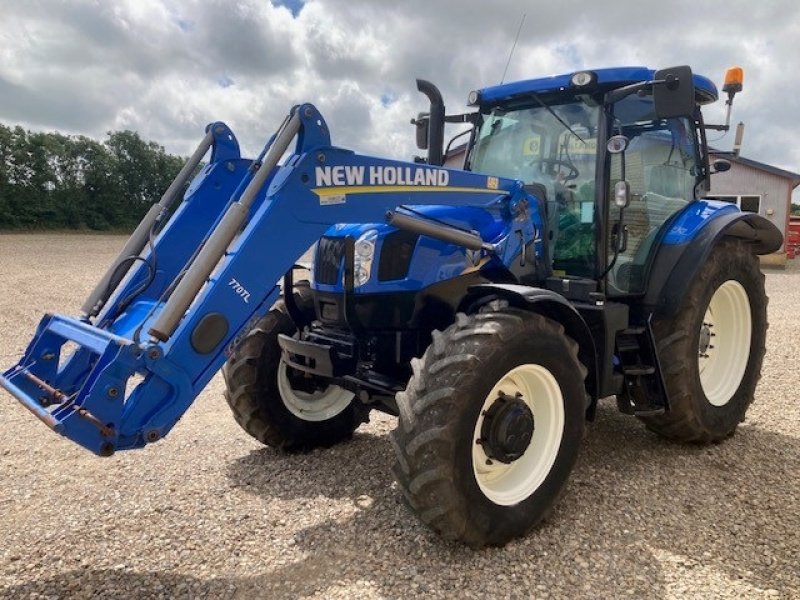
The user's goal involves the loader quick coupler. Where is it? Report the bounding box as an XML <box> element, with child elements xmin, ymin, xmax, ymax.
<box><xmin>0</xmin><ymin>312</ymin><xmax>153</xmax><ymax>456</ymax></box>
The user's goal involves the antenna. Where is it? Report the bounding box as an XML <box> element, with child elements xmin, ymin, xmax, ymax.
<box><xmin>501</xmin><ymin>13</ymin><xmax>526</xmax><ymax>84</ymax></box>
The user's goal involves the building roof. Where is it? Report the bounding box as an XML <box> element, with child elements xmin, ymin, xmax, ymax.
<box><xmin>712</xmin><ymin>152</ymin><xmax>800</xmax><ymax>187</ymax></box>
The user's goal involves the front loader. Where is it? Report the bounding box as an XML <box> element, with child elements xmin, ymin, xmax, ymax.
<box><xmin>2</xmin><ymin>65</ymin><xmax>782</xmax><ymax>547</ymax></box>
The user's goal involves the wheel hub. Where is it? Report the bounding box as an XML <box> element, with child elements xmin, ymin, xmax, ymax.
<box><xmin>479</xmin><ymin>392</ymin><xmax>535</xmax><ymax>464</ymax></box>
<box><xmin>286</xmin><ymin>366</ymin><xmax>324</xmax><ymax>394</ymax></box>
<box><xmin>698</xmin><ymin>321</ymin><xmax>714</xmax><ymax>356</ymax></box>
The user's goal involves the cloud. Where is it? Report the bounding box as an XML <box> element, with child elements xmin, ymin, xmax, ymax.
<box><xmin>0</xmin><ymin>0</ymin><xmax>798</xmax><ymax>194</ymax></box>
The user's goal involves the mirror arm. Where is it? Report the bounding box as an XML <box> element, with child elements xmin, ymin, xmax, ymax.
<box><xmin>444</xmin><ymin>112</ymin><xmax>479</xmax><ymax>124</ymax></box>
<box><xmin>605</xmin><ymin>78</ymin><xmax>667</xmax><ymax>105</ymax></box>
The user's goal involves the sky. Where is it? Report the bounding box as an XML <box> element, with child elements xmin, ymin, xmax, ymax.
<box><xmin>1</xmin><ymin>0</ymin><xmax>799</xmax><ymax>200</ymax></box>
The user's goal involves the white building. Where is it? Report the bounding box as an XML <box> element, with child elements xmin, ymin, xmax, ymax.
<box><xmin>706</xmin><ymin>154</ymin><xmax>800</xmax><ymax>266</ymax></box>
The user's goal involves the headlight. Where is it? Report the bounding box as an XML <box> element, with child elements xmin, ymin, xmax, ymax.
<box><xmin>467</xmin><ymin>90</ymin><xmax>481</xmax><ymax>106</ymax></box>
<box><xmin>351</xmin><ymin>229</ymin><xmax>377</xmax><ymax>287</ymax></box>
<box><xmin>355</xmin><ymin>238</ymin><xmax>374</xmax><ymax>259</ymax></box>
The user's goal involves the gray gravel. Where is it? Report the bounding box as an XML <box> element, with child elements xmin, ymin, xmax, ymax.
<box><xmin>0</xmin><ymin>232</ymin><xmax>798</xmax><ymax>599</ymax></box>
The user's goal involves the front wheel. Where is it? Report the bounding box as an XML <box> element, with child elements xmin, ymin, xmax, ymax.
<box><xmin>640</xmin><ymin>239</ymin><xmax>768</xmax><ymax>442</ymax></box>
<box><xmin>223</xmin><ymin>306</ymin><xmax>367</xmax><ymax>452</ymax></box>
<box><xmin>391</xmin><ymin>309</ymin><xmax>587</xmax><ymax>547</ymax></box>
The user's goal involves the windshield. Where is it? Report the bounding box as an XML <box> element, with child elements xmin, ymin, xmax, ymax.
<box><xmin>469</xmin><ymin>96</ymin><xmax>601</xmax><ymax>276</ymax></box>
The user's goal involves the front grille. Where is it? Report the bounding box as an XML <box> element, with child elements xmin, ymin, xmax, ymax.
<box><xmin>378</xmin><ymin>230</ymin><xmax>418</xmax><ymax>281</ymax></box>
<box><xmin>315</xmin><ymin>236</ymin><xmax>346</xmax><ymax>285</ymax></box>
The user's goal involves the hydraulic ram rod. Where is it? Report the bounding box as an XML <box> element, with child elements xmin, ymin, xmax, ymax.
<box><xmin>148</xmin><ymin>112</ymin><xmax>301</xmax><ymax>342</ymax></box>
<box><xmin>81</xmin><ymin>129</ymin><xmax>216</xmax><ymax>318</ymax></box>
<box><xmin>386</xmin><ymin>210</ymin><xmax>494</xmax><ymax>253</ymax></box>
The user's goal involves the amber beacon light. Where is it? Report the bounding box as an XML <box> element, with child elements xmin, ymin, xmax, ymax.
<box><xmin>723</xmin><ymin>66</ymin><xmax>744</xmax><ymax>95</ymax></box>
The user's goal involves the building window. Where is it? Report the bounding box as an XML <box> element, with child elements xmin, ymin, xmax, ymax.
<box><xmin>740</xmin><ymin>195</ymin><xmax>761</xmax><ymax>213</ymax></box>
<box><xmin>705</xmin><ymin>194</ymin><xmax>761</xmax><ymax>213</ymax></box>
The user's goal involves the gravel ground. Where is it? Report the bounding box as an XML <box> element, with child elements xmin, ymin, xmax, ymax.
<box><xmin>0</xmin><ymin>233</ymin><xmax>798</xmax><ymax>599</ymax></box>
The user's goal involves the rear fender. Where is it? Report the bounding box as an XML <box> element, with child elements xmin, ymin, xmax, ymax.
<box><xmin>461</xmin><ymin>283</ymin><xmax>599</xmax><ymax>409</ymax></box>
<box><xmin>644</xmin><ymin>207</ymin><xmax>782</xmax><ymax>317</ymax></box>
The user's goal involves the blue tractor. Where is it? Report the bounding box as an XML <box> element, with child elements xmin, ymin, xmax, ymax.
<box><xmin>1</xmin><ymin>65</ymin><xmax>781</xmax><ymax>547</ymax></box>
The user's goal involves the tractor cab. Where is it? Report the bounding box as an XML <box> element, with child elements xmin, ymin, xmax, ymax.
<box><xmin>463</xmin><ymin>66</ymin><xmax>723</xmax><ymax>295</ymax></box>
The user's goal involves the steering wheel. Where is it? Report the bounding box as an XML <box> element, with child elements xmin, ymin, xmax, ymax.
<box><xmin>530</xmin><ymin>158</ymin><xmax>579</xmax><ymax>182</ymax></box>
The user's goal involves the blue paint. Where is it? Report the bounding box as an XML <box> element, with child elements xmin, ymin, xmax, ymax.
<box><xmin>312</xmin><ymin>203</ymin><xmax>519</xmax><ymax>294</ymax></box>
<box><xmin>662</xmin><ymin>200</ymin><xmax>741</xmax><ymax>245</ymax></box>
<box><xmin>478</xmin><ymin>67</ymin><xmax>718</xmax><ymax>106</ymax></box>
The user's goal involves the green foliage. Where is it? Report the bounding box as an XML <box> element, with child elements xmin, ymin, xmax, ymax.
<box><xmin>0</xmin><ymin>124</ymin><xmax>186</xmax><ymax>230</ymax></box>
<box><xmin>791</xmin><ymin>202</ymin><xmax>800</xmax><ymax>217</ymax></box>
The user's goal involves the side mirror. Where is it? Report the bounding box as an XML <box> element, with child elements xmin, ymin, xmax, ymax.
<box><xmin>653</xmin><ymin>65</ymin><xmax>696</xmax><ymax>119</ymax></box>
<box><xmin>412</xmin><ymin>113</ymin><xmax>429</xmax><ymax>150</ymax></box>
<box><xmin>712</xmin><ymin>158</ymin><xmax>732</xmax><ymax>173</ymax></box>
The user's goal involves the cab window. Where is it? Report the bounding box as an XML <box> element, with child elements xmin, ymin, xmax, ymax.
<box><xmin>470</xmin><ymin>97</ymin><xmax>601</xmax><ymax>278</ymax></box>
<box><xmin>607</xmin><ymin>95</ymin><xmax>699</xmax><ymax>295</ymax></box>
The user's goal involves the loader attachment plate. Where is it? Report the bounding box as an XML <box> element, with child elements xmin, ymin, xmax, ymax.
<box><xmin>1</xmin><ymin>314</ymin><xmax>144</xmax><ymax>456</ymax></box>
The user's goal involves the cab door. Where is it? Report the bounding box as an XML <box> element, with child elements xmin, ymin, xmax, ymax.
<box><xmin>606</xmin><ymin>95</ymin><xmax>701</xmax><ymax>295</ymax></box>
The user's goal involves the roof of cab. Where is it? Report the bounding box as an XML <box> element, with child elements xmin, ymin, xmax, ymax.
<box><xmin>477</xmin><ymin>66</ymin><xmax>718</xmax><ymax>107</ymax></box>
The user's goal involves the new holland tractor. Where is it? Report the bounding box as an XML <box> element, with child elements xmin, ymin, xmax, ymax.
<box><xmin>1</xmin><ymin>65</ymin><xmax>781</xmax><ymax>547</ymax></box>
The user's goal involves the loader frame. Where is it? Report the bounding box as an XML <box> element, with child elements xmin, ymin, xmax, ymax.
<box><xmin>1</xmin><ymin>104</ymin><xmax>526</xmax><ymax>456</ymax></box>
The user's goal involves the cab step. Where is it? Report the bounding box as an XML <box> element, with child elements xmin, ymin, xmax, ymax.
<box><xmin>615</xmin><ymin>319</ymin><xmax>669</xmax><ymax>417</ymax></box>
<box><xmin>621</xmin><ymin>364</ymin><xmax>656</xmax><ymax>376</ymax></box>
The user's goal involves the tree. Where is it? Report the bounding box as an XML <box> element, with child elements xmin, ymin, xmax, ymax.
<box><xmin>0</xmin><ymin>124</ymin><xmax>186</xmax><ymax>231</ymax></box>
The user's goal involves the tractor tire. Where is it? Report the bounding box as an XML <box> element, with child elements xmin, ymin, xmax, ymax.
<box><xmin>222</xmin><ymin>284</ymin><xmax>367</xmax><ymax>452</ymax></box>
<box><xmin>640</xmin><ymin>239</ymin><xmax>767</xmax><ymax>443</ymax></box>
<box><xmin>391</xmin><ymin>308</ymin><xmax>586</xmax><ymax>547</ymax></box>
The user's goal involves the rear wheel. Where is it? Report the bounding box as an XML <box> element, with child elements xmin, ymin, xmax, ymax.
<box><xmin>391</xmin><ymin>308</ymin><xmax>586</xmax><ymax>547</ymax></box>
<box><xmin>640</xmin><ymin>240</ymin><xmax>767</xmax><ymax>442</ymax></box>
<box><xmin>222</xmin><ymin>288</ymin><xmax>367</xmax><ymax>452</ymax></box>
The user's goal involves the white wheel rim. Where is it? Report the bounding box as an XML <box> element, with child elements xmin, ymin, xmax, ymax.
<box><xmin>277</xmin><ymin>361</ymin><xmax>355</xmax><ymax>422</ymax></box>
<box><xmin>698</xmin><ymin>280</ymin><xmax>752</xmax><ymax>407</ymax></box>
<box><xmin>472</xmin><ymin>364</ymin><xmax>565</xmax><ymax>506</ymax></box>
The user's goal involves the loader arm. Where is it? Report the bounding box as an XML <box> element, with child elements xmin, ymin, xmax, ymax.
<box><xmin>1</xmin><ymin>103</ymin><xmax>523</xmax><ymax>456</ymax></box>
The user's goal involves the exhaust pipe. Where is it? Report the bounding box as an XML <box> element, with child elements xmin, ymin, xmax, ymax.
<box><xmin>416</xmin><ymin>79</ymin><xmax>445</xmax><ymax>166</ymax></box>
